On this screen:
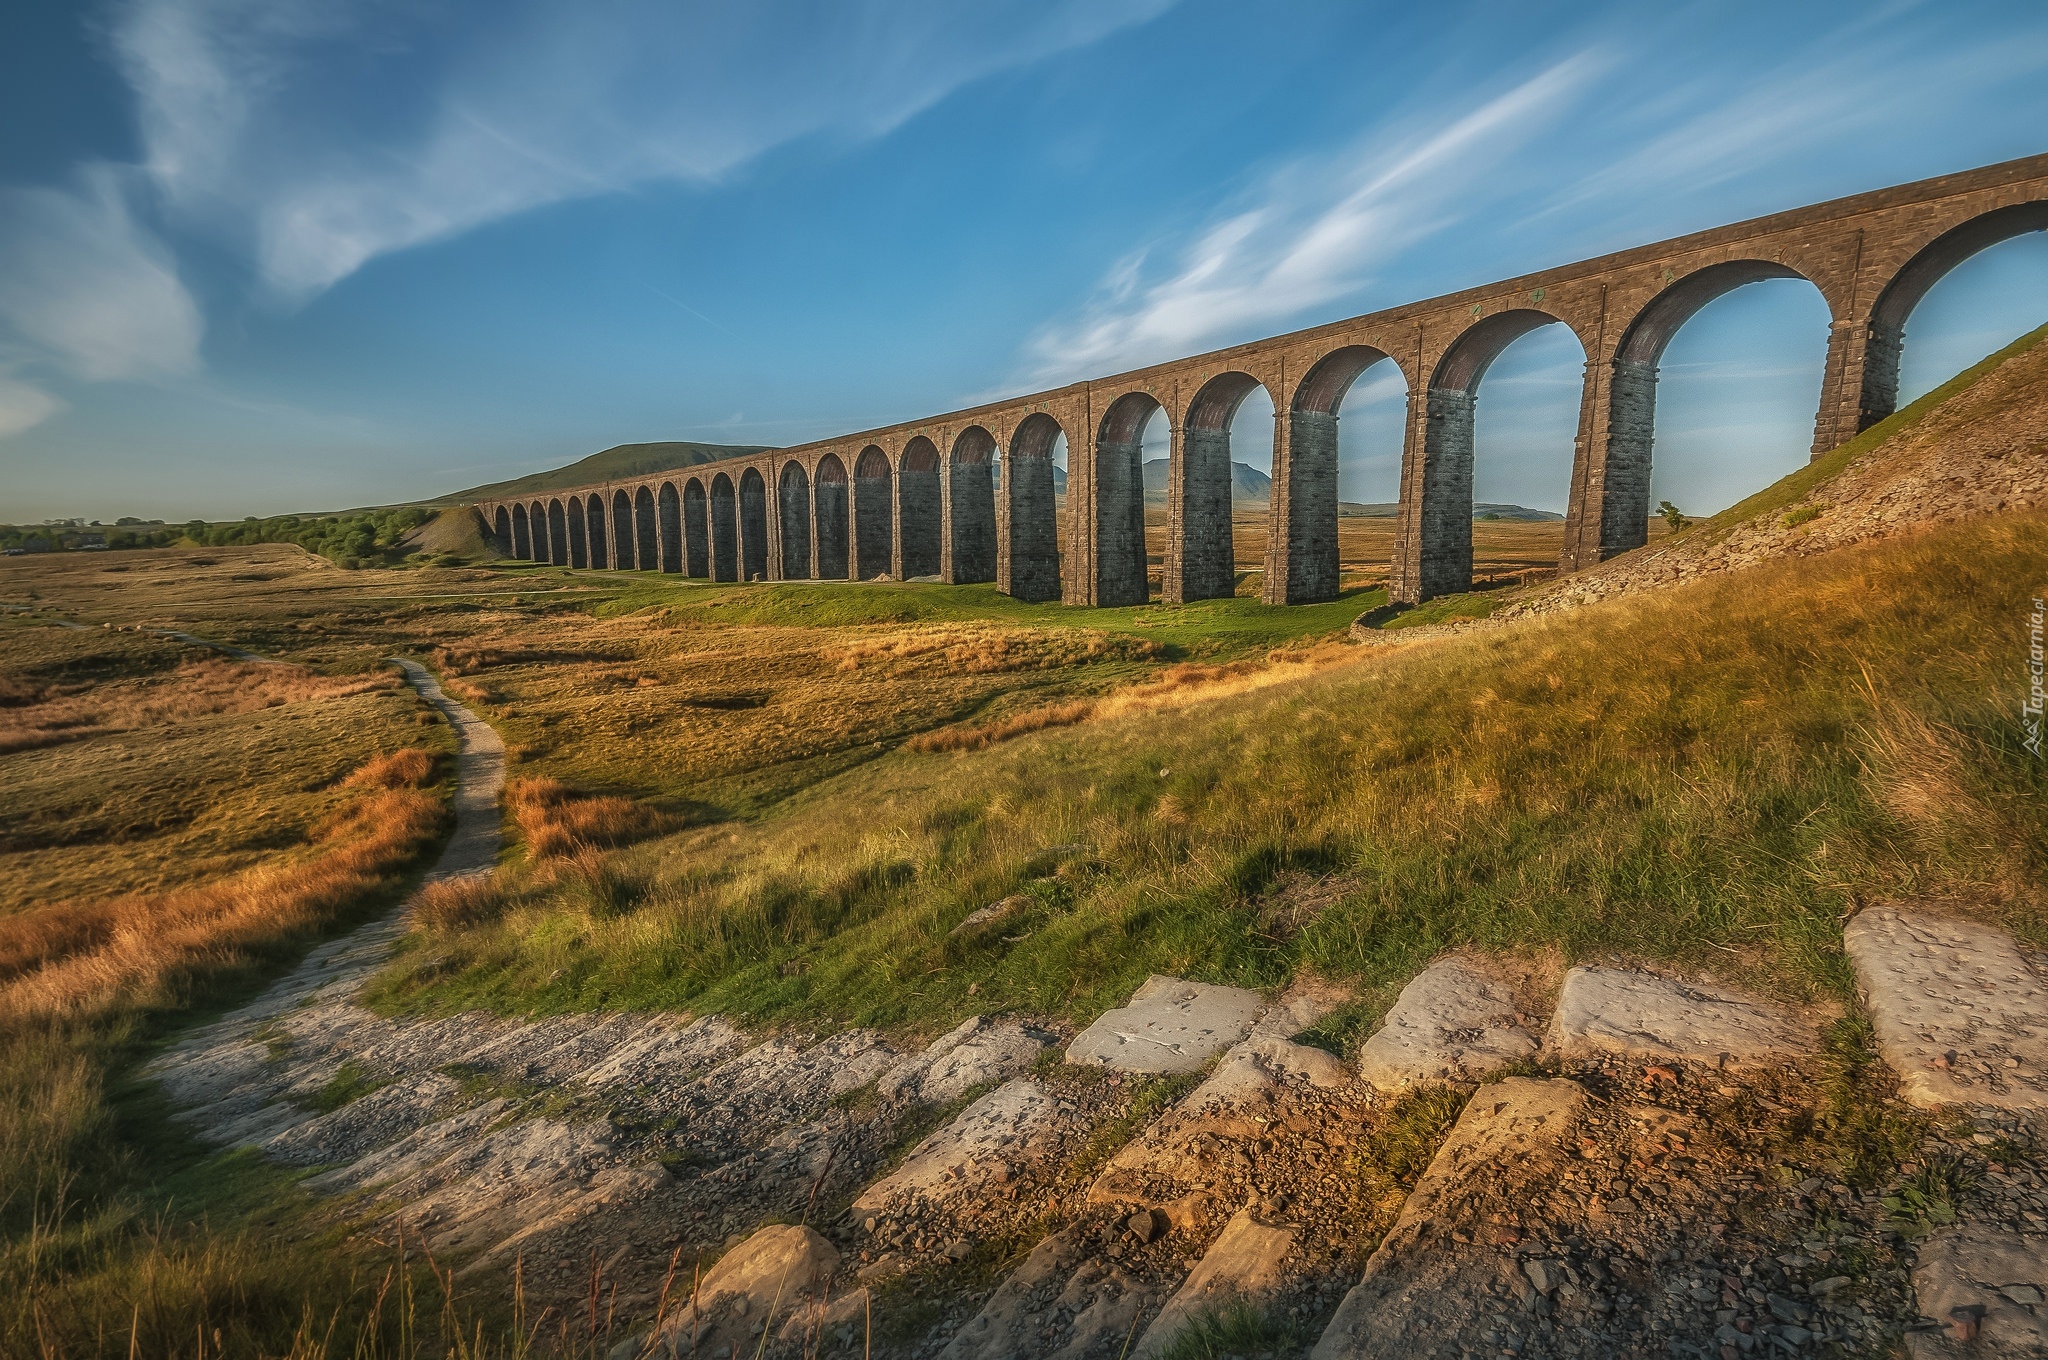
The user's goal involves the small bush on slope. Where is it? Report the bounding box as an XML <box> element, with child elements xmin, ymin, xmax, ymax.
<box><xmin>383</xmin><ymin>511</ymin><xmax>2047</xmax><ymax>1038</ymax></box>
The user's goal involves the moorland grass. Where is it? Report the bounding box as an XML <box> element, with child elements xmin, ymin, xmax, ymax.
<box><xmin>376</xmin><ymin>512</ymin><xmax>2048</xmax><ymax>1051</ymax></box>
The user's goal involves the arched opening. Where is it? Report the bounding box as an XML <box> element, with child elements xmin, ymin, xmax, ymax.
<box><xmin>492</xmin><ymin>506</ymin><xmax>512</xmax><ymax>555</ymax></box>
<box><xmin>1093</xmin><ymin>393</ymin><xmax>1160</xmax><ymax>606</ymax></box>
<box><xmin>1005</xmin><ymin>415</ymin><xmax>1062</xmax><ymax>602</ymax></box>
<box><xmin>573</xmin><ymin>497</ymin><xmax>598</xmax><ymax>565</ymax></box>
<box><xmin>779</xmin><ymin>462</ymin><xmax>812</xmax><ymax>579</ymax></box>
<box><xmin>948</xmin><ymin>427</ymin><xmax>997</xmax><ymax>584</ymax></box>
<box><xmin>1872</xmin><ymin>203</ymin><xmax>2048</xmax><ymax>419</ymax></box>
<box><xmin>679</xmin><ymin>477</ymin><xmax>704</xmax><ymax>573</ymax></box>
<box><xmin>529</xmin><ymin>502</ymin><xmax>548</xmax><ymax>561</ymax></box>
<box><xmin>816</xmin><ymin>454</ymin><xmax>850</xmax><ymax>579</ymax></box>
<box><xmin>546</xmin><ymin>500</ymin><xmax>569</xmax><ymax>565</ymax></box>
<box><xmin>510</xmin><ymin>504</ymin><xmax>531</xmax><ymax>558</ymax></box>
<box><xmin>854</xmin><ymin>446</ymin><xmax>893</xmax><ymax>580</ymax></box>
<box><xmin>739</xmin><ymin>468</ymin><xmax>769</xmax><ymax>581</ymax></box>
<box><xmin>682</xmin><ymin>479</ymin><xmax>709</xmax><ymax>577</ymax></box>
<box><xmin>1404</xmin><ymin>310</ymin><xmax>1582</xmax><ymax>602</ymax></box>
<box><xmin>611</xmin><ymin>491</ymin><xmax>634</xmax><ymax>569</ymax></box>
<box><xmin>710</xmin><ymin>474</ymin><xmax>739</xmax><ymax>582</ymax></box>
<box><xmin>1867</xmin><ymin>199</ymin><xmax>2048</xmax><ymax>426</ymax></box>
<box><xmin>634</xmin><ymin>487</ymin><xmax>658</xmax><ymax>571</ymax></box>
<box><xmin>655</xmin><ymin>483</ymin><xmax>681</xmax><ymax>573</ymax></box>
<box><xmin>898</xmin><ymin>438</ymin><xmax>942</xmax><ymax>579</ymax></box>
<box><xmin>1288</xmin><ymin>345</ymin><xmax>1403</xmax><ymax>601</ymax></box>
<box><xmin>1175</xmin><ymin>372</ymin><xmax>1266</xmax><ymax>603</ymax></box>
<box><xmin>1619</xmin><ymin>266</ymin><xmax>1833</xmax><ymax>537</ymax></box>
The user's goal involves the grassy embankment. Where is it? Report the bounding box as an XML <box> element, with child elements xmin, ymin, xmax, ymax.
<box><xmin>0</xmin><ymin>618</ymin><xmax>465</xmax><ymax>1359</ymax></box>
<box><xmin>380</xmin><ymin>506</ymin><xmax>2048</xmax><ymax>1053</ymax></box>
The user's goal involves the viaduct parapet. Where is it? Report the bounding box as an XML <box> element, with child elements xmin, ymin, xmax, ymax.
<box><xmin>477</xmin><ymin>154</ymin><xmax>2048</xmax><ymax>606</ymax></box>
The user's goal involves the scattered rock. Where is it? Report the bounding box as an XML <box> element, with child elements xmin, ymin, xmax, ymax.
<box><xmin>1844</xmin><ymin>905</ymin><xmax>2048</xmax><ymax>1111</ymax></box>
<box><xmin>1067</xmin><ymin>976</ymin><xmax>1264</xmax><ymax>1074</ymax></box>
<box><xmin>1548</xmin><ymin>966</ymin><xmax>1812</xmax><ymax>1069</ymax></box>
<box><xmin>1354</xmin><ymin>957</ymin><xmax>1539</xmax><ymax>1089</ymax></box>
<box><xmin>949</xmin><ymin>894</ymin><xmax>1034</xmax><ymax>938</ymax></box>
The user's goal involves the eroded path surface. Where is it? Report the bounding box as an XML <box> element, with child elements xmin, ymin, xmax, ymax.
<box><xmin>145</xmin><ymin>677</ymin><xmax>2048</xmax><ymax>1359</ymax></box>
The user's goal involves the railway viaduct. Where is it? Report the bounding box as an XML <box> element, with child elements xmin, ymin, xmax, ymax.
<box><xmin>476</xmin><ymin>153</ymin><xmax>2048</xmax><ymax>606</ymax></box>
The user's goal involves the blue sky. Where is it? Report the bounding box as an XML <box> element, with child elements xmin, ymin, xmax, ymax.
<box><xmin>1</xmin><ymin>0</ymin><xmax>2046</xmax><ymax>523</ymax></box>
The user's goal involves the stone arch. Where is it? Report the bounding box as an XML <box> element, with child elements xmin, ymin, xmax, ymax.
<box><xmin>565</xmin><ymin>495</ymin><xmax>587</xmax><ymax>567</ymax></box>
<box><xmin>1589</xmin><ymin>261</ymin><xmax>1825</xmax><ymax>559</ymax></box>
<box><xmin>611</xmin><ymin>490</ymin><xmax>634</xmax><ymax>569</ymax></box>
<box><xmin>585</xmin><ymin>495</ymin><xmax>609</xmax><ymax>568</ymax></box>
<box><xmin>816</xmin><ymin>453</ymin><xmax>850</xmax><ymax>579</ymax></box>
<box><xmin>634</xmin><ymin>486</ymin><xmax>658</xmax><ymax>571</ymax></box>
<box><xmin>492</xmin><ymin>505</ymin><xmax>512</xmax><ymax>555</ymax></box>
<box><xmin>1093</xmin><ymin>392</ymin><xmax>1159</xmax><ymax>607</ymax></box>
<box><xmin>710</xmin><ymin>473</ymin><xmax>739</xmax><ymax>582</ymax></box>
<box><xmin>530</xmin><ymin>501</ymin><xmax>548</xmax><ymax>561</ymax></box>
<box><xmin>1004</xmin><ymin>414</ymin><xmax>1062</xmax><ymax>602</ymax></box>
<box><xmin>854</xmin><ymin>445</ymin><xmax>893</xmax><ymax>580</ymax></box>
<box><xmin>779</xmin><ymin>461</ymin><xmax>812</xmax><ymax>579</ymax></box>
<box><xmin>1172</xmin><ymin>372</ymin><xmax>1267</xmax><ymax>603</ymax></box>
<box><xmin>739</xmin><ymin>467</ymin><xmax>769</xmax><ymax>581</ymax></box>
<box><xmin>656</xmin><ymin>482</ymin><xmax>681</xmax><ymax>573</ymax></box>
<box><xmin>510</xmin><ymin>503</ymin><xmax>531</xmax><ymax>559</ymax></box>
<box><xmin>681</xmin><ymin>478</ymin><xmax>709</xmax><ymax>577</ymax></box>
<box><xmin>1275</xmin><ymin>345</ymin><xmax>1400</xmax><ymax>603</ymax></box>
<box><xmin>1404</xmin><ymin>309</ymin><xmax>1581</xmax><ymax>601</ymax></box>
<box><xmin>546</xmin><ymin>499</ymin><xmax>569</xmax><ymax>565</ymax></box>
<box><xmin>1860</xmin><ymin>201</ymin><xmax>2048</xmax><ymax>428</ymax></box>
<box><xmin>898</xmin><ymin>437</ymin><xmax>941</xmax><ymax>579</ymax></box>
<box><xmin>947</xmin><ymin>426</ymin><xmax>997</xmax><ymax>584</ymax></box>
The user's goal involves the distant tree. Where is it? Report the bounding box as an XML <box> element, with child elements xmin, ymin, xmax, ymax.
<box><xmin>1658</xmin><ymin>500</ymin><xmax>1692</xmax><ymax>532</ymax></box>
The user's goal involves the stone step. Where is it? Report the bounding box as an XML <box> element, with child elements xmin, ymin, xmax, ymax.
<box><xmin>1844</xmin><ymin>904</ymin><xmax>2048</xmax><ymax>1111</ymax></box>
<box><xmin>1353</xmin><ymin>957</ymin><xmax>1538</xmax><ymax>1089</ymax></box>
<box><xmin>1548</xmin><ymin>965</ymin><xmax>1813</xmax><ymax>1070</ymax></box>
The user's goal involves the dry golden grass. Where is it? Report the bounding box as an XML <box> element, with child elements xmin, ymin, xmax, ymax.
<box><xmin>905</xmin><ymin>639</ymin><xmax>1359</xmax><ymax>753</ymax></box>
<box><xmin>0</xmin><ymin>656</ymin><xmax>385</xmax><ymax>755</ymax></box>
<box><xmin>0</xmin><ymin>748</ymin><xmax>445</xmax><ymax>1022</ymax></box>
<box><xmin>508</xmin><ymin>776</ymin><xmax>675</xmax><ymax>859</ymax></box>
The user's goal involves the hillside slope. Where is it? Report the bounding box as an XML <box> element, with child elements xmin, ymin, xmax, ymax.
<box><xmin>1517</xmin><ymin>321</ymin><xmax>2048</xmax><ymax>614</ymax></box>
<box><xmin>443</xmin><ymin>440</ymin><xmax>770</xmax><ymax>502</ymax></box>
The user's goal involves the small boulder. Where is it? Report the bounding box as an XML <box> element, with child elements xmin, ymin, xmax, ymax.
<box><xmin>661</xmin><ymin>1224</ymin><xmax>839</xmax><ymax>1358</ymax></box>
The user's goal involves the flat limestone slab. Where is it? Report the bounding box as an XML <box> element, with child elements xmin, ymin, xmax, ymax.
<box><xmin>853</xmin><ymin>1078</ymin><xmax>1060</xmax><ymax>1211</ymax></box>
<box><xmin>1067</xmin><ymin>976</ymin><xmax>1264</xmax><ymax>1074</ymax></box>
<box><xmin>876</xmin><ymin>1015</ymin><xmax>1053</xmax><ymax>1106</ymax></box>
<box><xmin>1906</xmin><ymin>1224</ymin><xmax>2048</xmax><ymax>1358</ymax></box>
<box><xmin>1135</xmin><ymin>1207</ymin><xmax>1295</xmax><ymax>1359</ymax></box>
<box><xmin>1354</xmin><ymin>957</ymin><xmax>1538</xmax><ymax>1089</ymax></box>
<box><xmin>1547</xmin><ymin>966</ymin><xmax>1811</xmax><ymax>1069</ymax></box>
<box><xmin>1312</xmin><ymin>1078</ymin><xmax>1587</xmax><ymax>1359</ymax></box>
<box><xmin>1844</xmin><ymin>905</ymin><xmax>2048</xmax><ymax>1111</ymax></box>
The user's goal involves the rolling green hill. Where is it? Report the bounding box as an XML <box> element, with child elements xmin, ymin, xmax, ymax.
<box><xmin>442</xmin><ymin>441</ymin><xmax>771</xmax><ymax>502</ymax></box>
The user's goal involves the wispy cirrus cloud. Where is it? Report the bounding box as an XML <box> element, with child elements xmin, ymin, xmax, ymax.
<box><xmin>113</xmin><ymin>0</ymin><xmax>1179</xmax><ymax>302</ymax></box>
<box><xmin>1014</xmin><ymin>12</ymin><xmax>2048</xmax><ymax>389</ymax></box>
<box><xmin>0</xmin><ymin>165</ymin><xmax>203</xmax><ymax>438</ymax></box>
<box><xmin>1014</xmin><ymin>52</ymin><xmax>1608</xmax><ymax>386</ymax></box>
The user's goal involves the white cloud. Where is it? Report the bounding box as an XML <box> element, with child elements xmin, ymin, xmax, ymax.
<box><xmin>0</xmin><ymin>166</ymin><xmax>204</xmax><ymax>382</ymax></box>
<box><xmin>114</xmin><ymin>0</ymin><xmax>1176</xmax><ymax>301</ymax></box>
<box><xmin>1016</xmin><ymin>52</ymin><xmax>1607</xmax><ymax>385</ymax></box>
<box><xmin>0</xmin><ymin>371</ymin><xmax>63</xmax><ymax>439</ymax></box>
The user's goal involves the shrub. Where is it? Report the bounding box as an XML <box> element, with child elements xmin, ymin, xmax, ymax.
<box><xmin>507</xmin><ymin>776</ymin><xmax>675</xmax><ymax>859</ymax></box>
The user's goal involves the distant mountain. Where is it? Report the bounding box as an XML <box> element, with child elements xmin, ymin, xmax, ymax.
<box><xmin>443</xmin><ymin>441</ymin><xmax>771</xmax><ymax>502</ymax></box>
<box><xmin>1140</xmin><ymin>459</ymin><xmax>1273</xmax><ymax>502</ymax></box>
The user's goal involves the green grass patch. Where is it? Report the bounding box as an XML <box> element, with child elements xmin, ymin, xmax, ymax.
<box><xmin>1710</xmin><ymin>319</ymin><xmax>2048</xmax><ymax>533</ymax></box>
<box><xmin>303</xmin><ymin>1060</ymin><xmax>390</xmax><ymax>1114</ymax></box>
<box><xmin>1155</xmin><ymin>1299</ymin><xmax>1305</xmax><ymax>1360</ymax></box>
